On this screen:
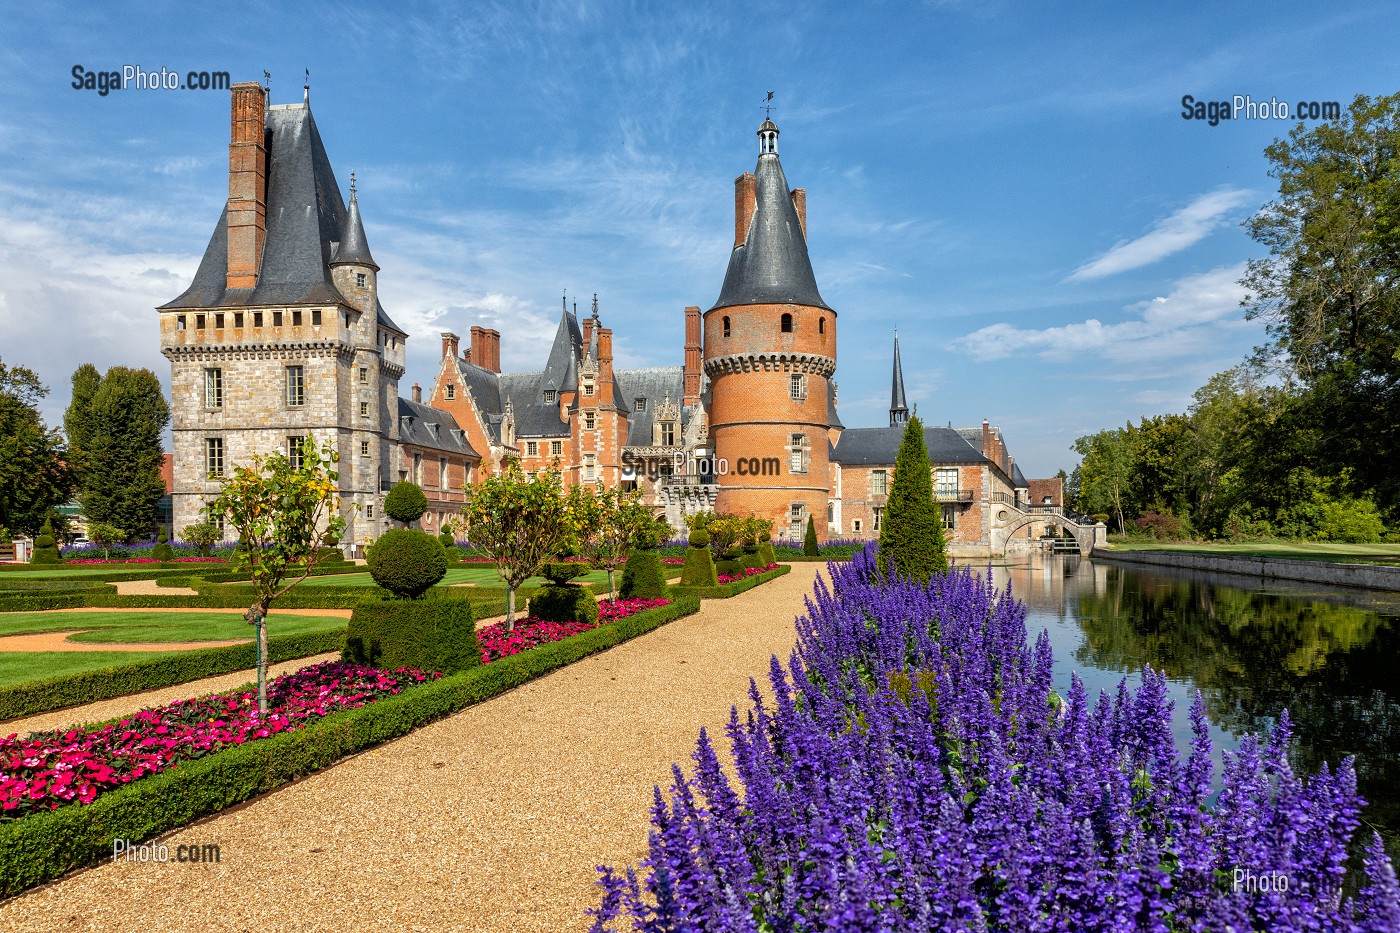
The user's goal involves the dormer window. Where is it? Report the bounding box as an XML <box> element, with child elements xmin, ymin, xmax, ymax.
<box><xmin>659</xmin><ymin>422</ymin><xmax>676</xmax><ymax>446</ymax></box>
<box><xmin>780</xmin><ymin>313</ymin><xmax>793</xmax><ymax>333</ymax></box>
<box><xmin>445</xmin><ymin>385</ymin><xmax>455</xmax><ymax>400</ymax></box>
<box><xmin>545</xmin><ymin>390</ymin><xmax>556</xmax><ymax>404</ymax></box>
<box><xmin>634</xmin><ymin>397</ymin><xmax>646</xmax><ymax>412</ymax></box>
<box><xmin>582</xmin><ymin>377</ymin><xmax>595</xmax><ymax>397</ymax></box>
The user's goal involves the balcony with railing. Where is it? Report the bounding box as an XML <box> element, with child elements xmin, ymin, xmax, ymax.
<box><xmin>936</xmin><ymin>488</ymin><xmax>975</xmax><ymax>503</ymax></box>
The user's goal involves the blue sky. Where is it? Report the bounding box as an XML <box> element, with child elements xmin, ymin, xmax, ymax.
<box><xmin>2</xmin><ymin>1</ymin><xmax>1397</xmax><ymax>477</ymax></box>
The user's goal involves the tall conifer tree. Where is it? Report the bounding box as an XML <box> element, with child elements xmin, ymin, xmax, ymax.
<box><xmin>878</xmin><ymin>415</ymin><xmax>948</xmax><ymax>582</ymax></box>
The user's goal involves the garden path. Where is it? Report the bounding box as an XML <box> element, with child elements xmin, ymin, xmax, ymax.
<box><xmin>0</xmin><ymin>563</ymin><xmax>826</xmax><ymax>932</ymax></box>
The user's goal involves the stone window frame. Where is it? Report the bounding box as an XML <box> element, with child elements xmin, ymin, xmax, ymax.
<box><xmin>285</xmin><ymin>365</ymin><xmax>305</xmax><ymax>408</ymax></box>
<box><xmin>445</xmin><ymin>384</ymin><xmax>455</xmax><ymax>400</ymax></box>
<box><xmin>873</xmin><ymin>506</ymin><xmax>884</xmax><ymax>532</ymax></box>
<box><xmin>658</xmin><ymin>421</ymin><xmax>676</xmax><ymax>446</ymax></box>
<box><xmin>203</xmin><ymin>367</ymin><xmax>224</xmax><ymax>410</ymax></box>
<box><xmin>358</xmin><ymin>367</ymin><xmax>368</xmax><ymax>384</ymax></box>
<box><xmin>205</xmin><ymin>437</ymin><xmax>224</xmax><ymax>478</ymax></box>
<box><xmin>439</xmin><ymin>457</ymin><xmax>449</xmax><ymax>488</ymax></box>
<box><xmin>583</xmin><ymin>453</ymin><xmax>596</xmax><ymax>482</ymax></box>
<box><xmin>788</xmin><ymin>432</ymin><xmax>809</xmax><ymax>474</ymax></box>
<box><xmin>634</xmin><ymin>397</ymin><xmax>646</xmax><ymax>412</ymax></box>
<box><xmin>852</xmin><ymin>518</ymin><xmax>863</xmax><ymax>534</ymax></box>
<box><xmin>287</xmin><ymin>436</ymin><xmax>305</xmax><ymax>470</ymax></box>
<box><xmin>359</xmin><ymin>441</ymin><xmax>370</xmax><ymax>457</ymax></box>
<box><xmin>525</xmin><ymin>440</ymin><xmax>539</xmax><ymax>457</ymax></box>
<box><xmin>789</xmin><ymin>373</ymin><xmax>807</xmax><ymax>401</ymax></box>
<box><xmin>871</xmin><ymin>469</ymin><xmax>887</xmax><ymax>497</ymax></box>
<box><xmin>584</xmin><ymin>410</ymin><xmax>596</xmax><ymax>431</ymax></box>
<box><xmin>935</xmin><ymin>468</ymin><xmax>959</xmax><ymax>497</ymax></box>
<box><xmin>550</xmin><ymin>440</ymin><xmax>563</xmax><ymax>458</ymax></box>
<box><xmin>942</xmin><ymin>504</ymin><xmax>956</xmax><ymax>531</ymax></box>
<box><xmin>359</xmin><ymin>401</ymin><xmax>370</xmax><ymax>418</ymax></box>
<box><xmin>356</xmin><ymin>273</ymin><xmax>366</xmax><ymax>288</ymax></box>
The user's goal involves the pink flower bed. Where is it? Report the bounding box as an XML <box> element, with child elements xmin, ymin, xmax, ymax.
<box><xmin>661</xmin><ymin>557</ymin><xmax>686</xmax><ymax>565</ymax></box>
<box><xmin>477</xmin><ymin>597</ymin><xmax>669</xmax><ymax>663</ymax></box>
<box><xmin>716</xmin><ymin>563</ymin><xmax>778</xmax><ymax>584</ymax></box>
<box><xmin>0</xmin><ymin>661</ymin><xmax>433</xmax><ymax>819</ymax></box>
<box><xmin>61</xmin><ymin>557</ymin><xmax>227</xmax><ymax>565</ymax></box>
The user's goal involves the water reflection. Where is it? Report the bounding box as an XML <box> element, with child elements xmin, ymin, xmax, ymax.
<box><xmin>984</xmin><ymin>554</ymin><xmax>1400</xmax><ymax>862</ymax></box>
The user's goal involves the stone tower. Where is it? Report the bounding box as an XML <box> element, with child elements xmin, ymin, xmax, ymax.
<box><xmin>158</xmin><ymin>81</ymin><xmax>407</xmax><ymax>545</ymax></box>
<box><xmin>704</xmin><ymin>117</ymin><xmax>836</xmax><ymax>540</ymax></box>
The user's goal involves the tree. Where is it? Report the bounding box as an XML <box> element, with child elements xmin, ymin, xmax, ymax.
<box><xmin>86</xmin><ymin>521</ymin><xmax>126</xmax><ymax>561</ymax></box>
<box><xmin>204</xmin><ymin>438</ymin><xmax>345</xmax><ymax>716</ymax></box>
<box><xmin>63</xmin><ymin>363</ymin><xmax>101</xmax><ymax>483</ymax></box>
<box><xmin>71</xmin><ymin>366</ymin><xmax>170</xmax><ymax>537</ymax></box>
<box><xmin>384</xmin><ymin>480</ymin><xmax>428</xmax><ymax>527</ymax></box>
<box><xmin>879</xmin><ymin>415</ymin><xmax>947</xmax><ymax>582</ymax></box>
<box><xmin>570</xmin><ymin>485</ymin><xmax>659</xmax><ymax>604</ymax></box>
<box><xmin>0</xmin><ymin>359</ymin><xmax>73</xmax><ymax>536</ymax></box>
<box><xmin>1072</xmin><ymin>427</ymin><xmax>1133</xmax><ymax>534</ymax></box>
<box><xmin>459</xmin><ymin>460</ymin><xmax>575</xmax><ymax>631</ymax></box>
<box><xmin>803</xmin><ymin>515</ymin><xmax>819</xmax><ymax>556</ymax></box>
<box><xmin>182</xmin><ymin>521</ymin><xmax>222</xmax><ymax>557</ymax></box>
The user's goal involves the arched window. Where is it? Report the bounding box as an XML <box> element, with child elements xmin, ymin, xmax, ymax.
<box><xmin>722</xmin><ymin>316</ymin><xmax>731</xmax><ymax>337</ymax></box>
<box><xmin>780</xmin><ymin>313</ymin><xmax>793</xmax><ymax>333</ymax></box>
<box><xmin>818</xmin><ymin>317</ymin><xmax>825</xmax><ymax>334</ymax></box>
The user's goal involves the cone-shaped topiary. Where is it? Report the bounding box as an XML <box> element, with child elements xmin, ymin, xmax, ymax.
<box><xmin>620</xmin><ymin>549</ymin><xmax>667</xmax><ymax>598</ymax></box>
<box><xmin>758</xmin><ymin>540</ymin><xmax>777</xmax><ymax>567</ymax></box>
<box><xmin>680</xmin><ymin>542</ymin><xmax>717</xmax><ymax>586</ymax></box>
<box><xmin>803</xmin><ymin>515</ymin><xmax>819</xmax><ymax>556</ymax></box>
<box><xmin>31</xmin><ymin>518</ymin><xmax>59</xmax><ymax>564</ymax></box>
<box><xmin>152</xmin><ymin>526</ymin><xmax>174</xmax><ymax>561</ymax></box>
<box><xmin>383</xmin><ymin>481</ymin><xmax>428</xmax><ymax>527</ymax></box>
<box><xmin>879</xmin><ymin>415</ymin><xmax>948</xmax><ymax>583</ymax></box>
<box><xmin>367</xmin><ymin>529</ymin><xmax>448</xmax><ymax>599</ymax></box>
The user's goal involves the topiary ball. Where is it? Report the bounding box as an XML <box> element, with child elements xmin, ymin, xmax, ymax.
<box><xmin>438</xmin><ymin>529</ymin><xmax>455</xmax><ymax>547</ymax></box>
<box><xmin>383</xmin><ymin>481</ymin><xmax>429</xmax><ymax>526</ymax></box>
<box><xmin>688</xmin><ymin>527</ymin><xmax>710</xmax><ymax>548</ymax></box>
<box><xmin>367</xmin><ymin>529</ymin><xmax>448</xmax><ymax>599</ymax></box>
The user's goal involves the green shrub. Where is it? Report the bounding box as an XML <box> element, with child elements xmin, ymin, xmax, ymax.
<box><xmin>316</xmin><ymin>545</ymin><xmax>344</xmax><ymax>565</ymax></box>
<box><xmin>803</xmin><ymin>516</ymin><xmax>819</xmax><ymax>556</ymax></box>
<box><xmin>343</xmin><ymin>599</ymin><xmax>479</xmax><ymax>675</ymax></box>
<box><xmin>758</xmin><ymin>541</ymin><xmax>777</xmax><ymax>566</ymax></box>
<box><xmin>152</xmin><ymin>527</ymin><xmax>174</xmax><ymax>562</ymax></box>
<box><xmin>620</xmin><ymin>549</ymin><xmax>667</xmax><ymax>598</ymax></box>
<box><xmin>680</xmin><ymin>544</ymin><xmax>717</xmax><ymax>586</ymax></box>
<box><xmin>688</xmin><ymin>527</ymin><xmax>710</xmax><ymax>548</ymax></box>
<box><xmin>31</xmin><ymin>519</ymin><xmax>59</xmax><ymax>565</ymax></box>
<box><xmin>739</xmin><ymin>545</ymin><xmax>764</xmax><ymax>571</ymax></box>
<box><xmin>384</xmin><ymin>481</ymin><xmax>429</xmax><ymax>526</ymax></box>
<box><xmin>181</xmin><ymin>522</ymin><xmax>222</xmax><ymax>557</ymax></box>
<box><xmin>715</xmin><ymin>558</ymin><xmax>743</xmax><ymax>577</ymax></box>
<box><xmin>528</xmin><ymin>583</ymin><xmax>600</xmax><ymax>624</ymax></box>
<box><xmin>0</xmin><ymin>596</ymin><xmax>698</xmax><ymax>899</ymax></box>
<box><xmin>542</xmin><ymin>562</ymin><xmax>589</xmax><ymax>584</ymax></box>
<box><xmin>366</xmin><ymin>529</ymin><xmax>448</xmax><ymax>598</ymax></box>
<box><xmin>879</xmin><ymin>415</ymin><xmax>947</xmax><ymax>582</ymax></box>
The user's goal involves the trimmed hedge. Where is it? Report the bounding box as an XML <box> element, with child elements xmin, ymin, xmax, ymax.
<box><xmin>758</xmin><ymin>541</ymin><xmax>778</xmax><ymax>567</ymax></box>
<box><xmin>0</xmin><ymin>630</ymin><xmax>346</xmax><ymax>722</ymax></box>
<box><xmin>620</xmin><ymin>550</ymin><xmax>668</xmax><ymax>598</ymax></box>
<box><xmin>158</xmin><ymin>564</ymin><xmax>365</xmax><ymax>587</ymax></box>
<box><xmin>528</xmin><ymin>584</ymin><xmax>600</xmax><ymax>624</ymax></box>
<box><xmin>670</xmin><ymin>563</ymin><xmax>790</xmax><ymax>599</ymax></box>
<box><xmin>0</xmin><ymin>595</ymin><xmax>699</xmax><ymax>897</ymax></box>
<box><xmin>367</xmin><ymin>529</ymin><xmax>448</xmax><ymax>598</ymax></box>
<box><xmin>343</xmin><ymin>599</ymin><xmax>479</xmax><ymax>675</ymax></box>
<box><xmin>679</xmin><ymin>546</ymin><xmax>718</xmax><ymax>587</ymax></box>
<box><xmin>0</xmin><ymin>567</ymin><xmax>197</xmax><ymax>582</ymax></box>
<box><xmin>0</xmin><ymin>593</ymin><xmax>88</xmax><ymax>612</ymax></box>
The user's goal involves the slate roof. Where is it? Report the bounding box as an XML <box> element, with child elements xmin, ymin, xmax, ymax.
<box><xmin>396</xmin><ymin>397</ymin><xmax>478</xmax><ymax>458</ymax></box>
<box><xmin>541</xmin><ymin>310</ymin><xmax>583</xmax><ymax>392</ymax></box>
<box><xmin>830</xmin><ymin>425</ymin><xmax>988</xmax><ymax>466</ymax></box>
<box><xmin>615</xmin><ymin>366</ymin><xmax>685</xmax><ymax>447</ymax></box>
<box><xmin>160</xmin><ymin>102</ymin><xmax>405</xmax><ymax>336</ymax></box>
<box><xmin>1011</xmin><ymin>461</ymin><xmax>1029</xmax><ymax>488</ymax></box>
<box><xmin>890</xmin><ymin>334</ymin><xmax>909</xmax><ymax>422</ymax></box>
<box><xmin>711</xmin><ymin>134</ymin><xmax>831</xmax><ymax>312</ymax></box>
<box><xmin>827</xmin><ymin>381</ymin><xmax>844</xmax><ymax>430</ymax></box>
<box><xmin>330</xmin><ymin>190</ymin><xmax>377</xmax><ymax>270</ymax></box>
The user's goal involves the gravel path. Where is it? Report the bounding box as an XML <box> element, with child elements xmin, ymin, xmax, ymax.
<box><xmin>0</xmin><ymin>563</ymin><xmax>823</xmax><ymax>932</ymax></box>
<box><xmin>0</xmin><ymin>631</ymin><xmax>249</xmax><ymax>653</ymax></box>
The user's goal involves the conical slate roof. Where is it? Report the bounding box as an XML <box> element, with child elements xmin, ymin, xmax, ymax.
<box><xmin>711</xmin><ymin>136</ymin><xmax>831</xmax><ymax>312</ymax></box>
<box><xmin>890</xmin><ymin>332</ymin><xmax>909</xmax><ymax>426</ymax></box>
<box><xmin>541</xmin><ymin>308</ymin><xmax>583</xmax><ymax>392</ymax></box>
<box><xmin>331</xmin><ymin>189</ymin><xmax>378</xmax><ymax>270</ymax></box>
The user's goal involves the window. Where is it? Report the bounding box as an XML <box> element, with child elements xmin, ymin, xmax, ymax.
<box><xmin>214</xmin><ymin>313</ymin><xmax>225</xmax><ymax>329</ymax></box>
<box><xmin>526</xmin><ymin>441</ymin><xmax>539</xmax><ymax>457</ymax></box>
<box><xmin>780</xmin><ymin>313</ymin><xmax>793</xmax><ymax>333</ymax></box>
<box><xmin>253</xmin><ymin>311</ymin><xmax>263</xmax><ymax>328</ymax></box>
<box><xmin>287</xmin><ymin>436</ymin><xmax>305</xmax><ymax>470</ymax></box>
<box><xmin>439</xmin><ymin>458</ymin><xmax>448</xmax><ymax>487</ymax></box>
<box><xmin>273</xmin><ymin>311</ymin><xmax>283</xmax><ymax>326</ymax></box>
<box><xmin>935</xmin><ymin>468</ymin><xmax>959</xmax><ymax>497</ymax></box>
<box><xmin>942</xmin><ymin>505</ymin><xmax>957</xmax><ymax>531</ymax></box>
<box><xmin>177</xmin><ymin>315</ymin><xmax>187</xmax><ymax>331</ymax></box>
<box><xmin>445</xmin><ymin>385</ymin><xmax>455</xmax><ymax>400</ymax></box>
<box><xmin>205</xmin><ymin>438</ymin><xmax>224</xmax><ymax>478</ymax></box>
<box><xmin>196</xmin><ymin>313</ymin><xmax>206</xmax><ymax>329</ymax></box>
<box><xmin>413</xmin><ymin>453</ymin><xmax>422</xmax><ymax>484</ymax></box>
<box><xmin>853</xmin><ymin>519</ymin><xmax>863</xmax><ymax>534</ymax></box>
<box><xmin>311</xmin><ymin>309</ymin><xmax>322</xmax><ymax>326</ymax></box>
<box><xmin>871</xmin><ymin>469</ymin><xmax>887</xmax><ymax>497</ymax></box>
<box><xmin>790</xmin><ymin>502</ymin><xmax>804</xmax><ymax>520</ymax></box>
<box><xmin>358</xmin><ymin>367</ymin><xmax>368</xmax><ymax>383</ymax></box>
<box><xmin>360</xmin><ymin>441</ymin><xmax>370</xmax><ymax>457</ymax></box>
<box><xmin>234</xmin><ymin>312</ymin><xmax>244</xmax><ymax>328</ymax></box>
<box><xmin>366</xmin><ymin>503</ymin><xmax>374</xmax><ymax>519</ymax></box>
<box><xmin>285</xmin><ymin>366</ymin><xmax>305</xmax><ymax>407</ymax></box>
<box><xmin>584</xmin><ymin>411</ymin><xmax>595</xmax><ymax>430</ymax></box>
<box><xmin>359</xmin><ymin>401</ymin><xmax>369</xmax><ymax>417</ymax></box>
<box><xmin>873</xmin><ymin>507</ymin><xmax>884</xmax><ymax>532</ymax></box>
<box><xmin>827</xmin><ymin>503</ymin><xmax>834</xmax><ymax>523</ymax></box>
<box><xmin>818</xmin><ymin>317</ymin><xmax>825</xmax><ymax>334</ymax></box>
<box><xmin>583</xmin><ymin>379</ymin><xmax>594</xmax><ymax>397</ymax></box>
<box><xmin>356</xmin><ymin>273</ymin><xmax>366</xmax><ymax>288</ymax></box>
<box><xmin>789</xmin><ymin>433</ymin><xmax>809</xmax><ymax>474</ymax></box>
<box><xmin>551</xmin><ymin>440</ymin><xmax>563</xmax><ymax>457</ymax></box>
<box><xmin>583</xmin><ymin>454</ymin><xmax>596</xmax><ymax>482</ymax></box>
<box><xmin>660</xmin><ymin>422</ymin><xmax>676</xmax><ymax>446</ymax></box>
<box><xmin>292</xmin><ymin>310</ymin><xmax>303</xmax><ymax>326</ymax></box>
<box><xmin>722</xmin><ymin>316</ymin><xmax>731</xmax><ymax>337</ymax></box>
<box><xmin>789</xmin><ymin>373</ymin><xmax>807</xmax><ymax>401</ymax></box>
<box><xmin>212</xmin><ymin>509</ymin><xmax>225</xmax><ymax>533</ymax></box>
<box><xmin>545</xmin><ymin>390</ymin><xmax>556</xmax><ymax>404</ymax></box>
<box><xmin>204</xmin><ymin>368</ymin><xmax>223</xmax><ymax>409</ymax></box>
<box><xmin>635</xmin><ymin>397</ymin><xmax>646</xmax><ymax>412</ymax></box>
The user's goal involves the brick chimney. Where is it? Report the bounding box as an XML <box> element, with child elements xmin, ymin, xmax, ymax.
<box><xmin>411</xmin><ymin>383</ymin><xmax>422</xmax><ymax>403</ymax></box>
<box><xmin>734</xmin><ymin>172</ymin><xmax>756</xmax><ymax>248</ymax></box>
<box><xmin>597</xmin><ymin>328</ymin><xmax>614</xmax><ymax>401</ymax></box>
<box><xmin>483</xmin><ymin>329</ymin><xmax>501</xmax><ymax>373</ymax></box>
<box><xmin>441</xmin><ymin>332</ymin><xmax>460</xmax><ymax>361</ymax></box>
<box><xmin>581</xmin><ymin>316</ymin><xmax>595</xmax><ymax>355</ymax></box>
<box><xmin>226</xmin><ymin>82</ymin><xmax>267</xmax><ymax>290</ymax></box>
<box><xmin>790</xmin><ymin>188</ymin><xmax>806</xmax><ymax>237</ymax></box>
<box><xmin>683</xmin><ymin>305</ymin><xmax>701</xmax><ymax>408</ymax></box>
<box><xmin>464</xmin><ymin>325</ymin><xmax>482</xmax><ymax>367</ymax></box>
<box><xmin>981</xmin><ymin>419</ymin><xmax>991</xmax><ymax>460</ymax></box>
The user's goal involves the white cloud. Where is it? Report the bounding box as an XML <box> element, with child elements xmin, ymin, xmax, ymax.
<box><xmin>957</xmin><ymin>264</ymin><xmax>1254</xmax><ymax>369</ymax></box>
<box><xmin>1066</xmin><ymin>189</ymin><xmax>1254</xmax><ymax>281</ymax></box>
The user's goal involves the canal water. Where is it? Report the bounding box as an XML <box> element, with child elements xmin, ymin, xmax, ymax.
<box><xmin>987</xmin><ymin>554</ymin><xmax>1400</xmax><ymax>864</ymax></box>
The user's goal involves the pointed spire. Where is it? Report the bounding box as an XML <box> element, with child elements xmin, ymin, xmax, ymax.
<box><xmin>889</xmin><ymin>331</ymin><xmax>909</xmax><ymax>427</ymax></box>
<box><xmin>303</xmin><ymin>68</ymin><xmax>310</xmax><ymax>106</ymax></box>
<box><xmin>331</xmin><ymin>175</ymin><xmax>379</xmax><ymax>270</ymax></box>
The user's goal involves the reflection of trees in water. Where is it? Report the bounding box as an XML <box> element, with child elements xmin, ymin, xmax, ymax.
<box><xmin>1074</xmin><ymin>566</ymin><xmax>1400</xmax><ymax>854</ymax></box>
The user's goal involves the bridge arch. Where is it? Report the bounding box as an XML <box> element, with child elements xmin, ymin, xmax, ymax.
<box><xmin>990</xmin><ymin>507</ymin><xmax>1105</xmax><ymax>557</ymax></box>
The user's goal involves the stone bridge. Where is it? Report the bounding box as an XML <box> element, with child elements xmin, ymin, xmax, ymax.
<box><xmin>989</xmin><ymin>504</ymin><xmax>1106</xmax><ymax>558</ymax></box>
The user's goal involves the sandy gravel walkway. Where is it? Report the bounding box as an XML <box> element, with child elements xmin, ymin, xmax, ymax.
<box><xmin>0</xmin><ymin>564</ymin><xmax>823</xmax><ymax>932</ymax></box>
<box><xmin>0</xmin><ymin>631</ymin><xmax>249</xmax><ymax>653</ymax></box>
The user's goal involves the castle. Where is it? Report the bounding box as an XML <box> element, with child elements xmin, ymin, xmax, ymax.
<box><xmin>160</xmin><ymin>82</ymin><xmax>1062</xmax><ymax>556</ymax></box>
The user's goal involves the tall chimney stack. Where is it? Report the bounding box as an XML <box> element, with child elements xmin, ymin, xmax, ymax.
<box><xmin>484</xmin><ymin>329</ymin><xmax>501</xmax><ymax>373</ymax></box>
<box><xmin>226</xmin><ymin>82</ymin><xmax>267</xmax><ymax>290</ymax></box>
<box><xmin>412</xmin><ymin>383</ymin><xmax>422</xmax><ymax>403</ymax></box>
<box><xmin>441</xmin><ymin>332</ymin><xmax>460</xmax><ymax>360</ymax></box>
<box><xmin>468</xmin><ymin>325</ymin><xmax>485</xmax><ymax>367</ymax></box>
<box><xmin>683</xmin><ymin>305</ymin><xmax>701</xmax><ymax>408</ymax></box>
<box><xmin>734</xmin><ymin>172</ymin><xmax>756</xmax><ymax>248</ymax></box>
<box><xmin>790</xmin><ymin>188</ymin><xmax>806</xmax><ymax>237</ymax></box>
<box><xmin>982</xmin><ymin>419</ymin><xmax>991</xmax><ymax>460</ymax></box>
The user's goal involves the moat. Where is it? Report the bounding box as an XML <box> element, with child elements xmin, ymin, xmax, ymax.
<box><xmin>988</xmin><ymin>554</ymin><xmax>1400</xmax><ymax>863</ymax></box>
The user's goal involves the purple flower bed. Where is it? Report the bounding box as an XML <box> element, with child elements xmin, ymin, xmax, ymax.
<box><xmin>590</xmin><ymin>543</ymin><xmax>1400</xmax><ymax>931</ymax></box>
<box><xmin>0</xmin><ymin>662</ymin><xmax>434</xmax><ymax>819</ymax></box>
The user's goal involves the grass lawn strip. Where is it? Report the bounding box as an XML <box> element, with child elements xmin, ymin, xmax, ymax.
<box><xmin>1103</xmin><ymin>539</ymin><xmax>1400</xmax><ymax>565</ymax></box>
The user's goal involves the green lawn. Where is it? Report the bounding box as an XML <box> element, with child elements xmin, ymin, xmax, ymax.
<box><xmin>0</xmin><ymin>610</ymin><xmax>344</xmax><ymax>642</ymax></box>
<box><xmin>0</xmin><ymin>650</ymin><xmax>195</xmax><ymax>689</ymax></box>
<box><xmin>298</xmin><ymin>566</ymin><xmax>615</xmax><ymax>588</ymax></box>
<box><xmin>0</xmin><ymin>566</ymin><xmax>186</xmax><ymax>579</ymax></box>
<box><xmin>1103</xmin><ymin>539</ymin><xmax>1400</xmax><ymax>565</ymax></box>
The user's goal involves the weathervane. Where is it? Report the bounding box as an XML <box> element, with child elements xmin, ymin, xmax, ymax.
<box><xmin>350</xmin><ymin>170</ymin><xmax>356</xmax><ymax>195</ymax></box>
<box><xmin>763</xmin><ymin>91</ymin><xmax>776</xmax><ymax>120</ymax></box>
<box><xmin>262</xmin><ymin>70</ymin><xmax>270</xmax><ymax>92</ymax></box>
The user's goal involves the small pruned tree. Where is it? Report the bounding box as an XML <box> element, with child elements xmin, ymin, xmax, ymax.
<box><xmin>86</xmin><ymin>521</ymin><xmax>126</xmax><ymax>562</ymax></box>
<box><xmin>802</xmin><ymin>515</ymin><xmax>819</xmax><ymax>556</ymax></box>
<box><xmin>204</xmin><ymin>438</ymin><xmax>345</xmax><ymax>716</ymax></box>
<box><xmin>572</xmin><ymin>486</ymin><xmax>667</xmax><ymax>603</ymax></box>
<box><xmin>384</xmin><ymin>480</ymin><xmax>429</xmax><ymax>528</ymax></box>
<box><xmin>459</xmin><ymin>460</ymin><xmax>575</xmax><ymax>631</ymax></box>
<box><xmin>879</xmin><ymin>415</ymin><xmax>948</xmax><ymax>583</ymax></box>
<box><xmin>182</xmin><ymin>521</ymin><xmax>222</xmax><ymax>558</ymax></box>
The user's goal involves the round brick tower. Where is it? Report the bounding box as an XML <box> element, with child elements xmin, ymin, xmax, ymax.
<box><xmin>704</xmin><ymin>118</ymin><xmax>835</xmax><ymax>540</ymax></box>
